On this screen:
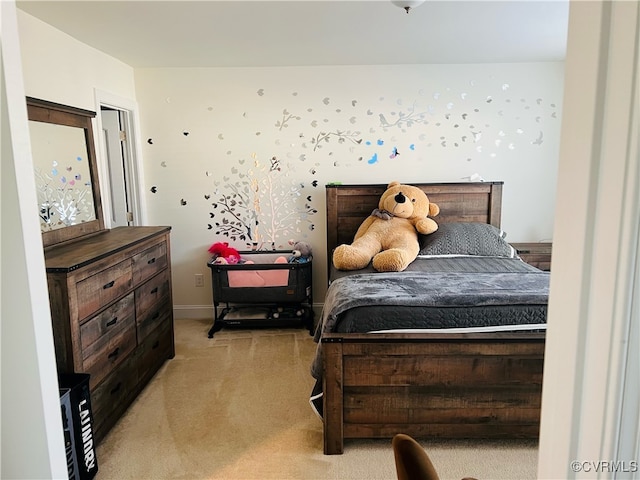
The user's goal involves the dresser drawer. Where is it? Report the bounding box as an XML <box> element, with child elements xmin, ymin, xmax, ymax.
<box><xmin>80</xmin><ymin>293</ymin><xmax>135</xmax><ymax>350</ymax></box>
<box><xmin>136</xmin><ymin>270</ymin><xmax>172</xmax><ymax>340</ymax></box>
<box><xmin>91</xmin><ymin>354</ymin><xmax>139</xmax><ymax>440</ymax></box>
<box><xmin>81</xmin><ymin>317</ymin><xmax>136</xmax><ymax>389</ymax></box>
<box><xmin>76</xmin><ymin>259</ymin><xmax>132</xmax><ymax>321</ymax></box>
<box><xmin>135</xmin><ymin>269</ymin><xmax>171</xmax><ymax>317</ymax></box>
<box><xmin>133</xmin><ymin>242</ymin><xmax>168</xmax><ymax>286</ymax></box>
<box><xmin>138</xmin><ymin>321</ymin><xmax>173</xmax><ymax>385</ymax></box>
<box><xmin>137</xmin><ymin>300</ymin><xmax>171</xmax><ymax>342</ymax></box>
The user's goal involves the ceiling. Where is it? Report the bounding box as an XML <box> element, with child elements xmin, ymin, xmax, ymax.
<box><xmin>16</xmin><ymin>0</ymin><xmax>570</xmax><ymax>68</ymax></box>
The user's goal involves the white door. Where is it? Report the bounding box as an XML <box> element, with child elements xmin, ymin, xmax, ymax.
<box><xmin>101</xmin><ymin>108</ymin><xmax>131</xmax><ymax>227</ymax></box>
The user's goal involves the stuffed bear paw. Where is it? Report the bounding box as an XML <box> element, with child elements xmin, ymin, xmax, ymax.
<box><xmin>333</xmin><ymin>244</ymin><xmax>373</xmax><ymax>271</ymax></box>
<box><xmin>415</xmin><ymin>217</ymin><xmax>439</xmax><ymax>235</ymax></box>
<box><xmin>372</xmin><ymin>249</ymin><xmax>412</xmax><ymax>272</ymax></box>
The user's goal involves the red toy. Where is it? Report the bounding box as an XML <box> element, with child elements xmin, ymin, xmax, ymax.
<box><xmin>208</xmin><ymin>241</ymin><xmax>240</xmax><ymax>264</ymax></box>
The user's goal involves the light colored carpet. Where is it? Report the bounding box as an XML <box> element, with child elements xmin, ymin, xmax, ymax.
<box><xmin>95</xmin><ymin>318</ymin><xmax>539</xmax><ymax>480</ymax></box>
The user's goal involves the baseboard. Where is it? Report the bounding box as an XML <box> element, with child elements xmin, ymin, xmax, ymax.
<box><xmin>173</xmin><ymin>305</ymin><xmax>214</xmax><ymax>319</ymax></box>
<box><xmin>173</xmin><ymin>304</ymin><xmax>323</xmax><ymax>320</ymax></box>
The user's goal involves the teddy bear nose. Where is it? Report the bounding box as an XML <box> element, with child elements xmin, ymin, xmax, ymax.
<box><xmin>394</xmin><ymin>192</ymin><xmax>406</xmax><ymax>203</ymax></box>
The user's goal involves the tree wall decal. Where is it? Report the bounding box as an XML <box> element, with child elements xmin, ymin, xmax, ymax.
<box><xmin>207</xmin><ymin>156</ymin><xmax>316</xmax><ymax>250</ymax></box>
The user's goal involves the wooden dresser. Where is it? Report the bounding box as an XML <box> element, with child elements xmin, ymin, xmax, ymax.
<box><xmin>44</xmin><ymin>226</ymin><xmax>175</xmax><ymax>443</ymax></box>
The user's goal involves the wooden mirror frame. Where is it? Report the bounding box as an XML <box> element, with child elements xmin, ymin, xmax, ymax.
<box><xmin>27</xmin><ymin>97</ymin><xmax>105</xmax><ymax>247</ymax></box>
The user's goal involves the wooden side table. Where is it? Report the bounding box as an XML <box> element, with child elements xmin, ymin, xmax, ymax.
<box><xmin>511</xmin><ymin>242</ymin><xmax>553</xmax><ymax>271</ymax></box>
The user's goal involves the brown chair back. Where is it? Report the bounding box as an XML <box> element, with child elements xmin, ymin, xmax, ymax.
<box><xmin>392</xmin><ymin>434</ymin><xmax>440</xmax><ymax>480</ymax></box>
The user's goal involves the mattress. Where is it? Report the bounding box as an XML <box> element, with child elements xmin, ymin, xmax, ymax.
<box><xmin>324</xmin><ymin>255</ymin><xmax>549</xmax><ymax>334</ymax></box>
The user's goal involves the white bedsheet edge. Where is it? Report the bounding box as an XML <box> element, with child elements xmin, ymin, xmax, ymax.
<box><xmin>368</xmin><ymin>323</ymin><xmax>547</xmax><ymax>334</ymax></box>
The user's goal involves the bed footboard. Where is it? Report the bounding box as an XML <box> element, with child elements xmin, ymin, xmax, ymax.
<box><xmin>321</xmin><ymin>332</ymin><xmax>545</xmax><ymax>455</ymax></box>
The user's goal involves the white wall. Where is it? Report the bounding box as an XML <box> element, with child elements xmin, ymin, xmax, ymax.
<box><xmin>134</xmin><ymin>63</ymin><xmax>563</xmax><ymax>312</ymax></box>
<box><xmin>2</xmin><ymin>2</ymin><xmax>67</xmax><ymax>478</ymax></box>
<box><xmin>17</xmin><ymin>10</ymin><xmax>136</xmax><ymax>110</ymax></box>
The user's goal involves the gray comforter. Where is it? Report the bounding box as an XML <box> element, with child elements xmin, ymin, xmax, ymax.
<box><xmin>314</xmin><ymin>271</ymin><xmax>549</xmax><ymax>342</ymax></box>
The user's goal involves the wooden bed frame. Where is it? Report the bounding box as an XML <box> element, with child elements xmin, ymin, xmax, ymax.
<box><xmin>321</xmin><ymin>182</ymin><xmax>545</xmax><ymax>454</ymax></box>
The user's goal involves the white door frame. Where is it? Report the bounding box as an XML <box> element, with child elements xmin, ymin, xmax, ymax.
<box><xmin>94</xmin><ymin>89</ymin><xmax>147</xmax><ymax>227</ymax></box>
<box><xmin>537</xmin><ymin>1</ymin><xmax>640</xmax><ymax>478</ymax></box>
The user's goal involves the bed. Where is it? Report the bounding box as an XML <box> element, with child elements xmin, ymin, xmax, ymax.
<box><xmin>312</xmin><ymin>181</ymin><xmax>548</xmax><ymax>455</ymax></box>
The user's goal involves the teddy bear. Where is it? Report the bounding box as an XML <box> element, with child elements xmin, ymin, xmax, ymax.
<box><xmin>332</xmin><ymin>181</ymin><xmax>439</xmax><ymax>272</ymax></box>
<box><xmin>288</xmin><ymin>239</ymin><xmax>313</xmax><ymax>263</ymax></box>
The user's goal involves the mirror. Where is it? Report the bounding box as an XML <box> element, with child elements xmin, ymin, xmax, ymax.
<box><xmin>31</xmin><ymin>121</ymin><xmax>96</xmax><ymax>230</ymax></box>
<box><xmin>27</xmin><ymin>97</ymin><xmax>105</xmax><ymax>247</ymax></box>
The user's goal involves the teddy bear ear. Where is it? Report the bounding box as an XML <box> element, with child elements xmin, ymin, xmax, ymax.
<box><xmin>387</xmin><ymin>181</ymin><xmax>401</xmax><ymax>188</ymax></box>
<box><xmin>429</xmin><ymin>203</ymin><xmax>440</xmax><ymax>217</ymax></box>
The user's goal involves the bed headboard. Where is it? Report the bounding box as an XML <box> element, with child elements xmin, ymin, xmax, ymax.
<box><xmin>325</xmin><ymin>181</ymin><xmax>504</xmax><ymax>257</ymax></box>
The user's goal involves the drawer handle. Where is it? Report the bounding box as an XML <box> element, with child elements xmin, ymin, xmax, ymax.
<box><xmin>150</xmin><ymin>287</ymin><xmax>158</xmax><ymax>294</ymax></box>
<box><xmin>110</xmin><ymin>382</ymin><xmax>122</xmax><ymax>395</ymax></box>
<box><xmin>106</xmin><ymin>317</ymin><xmax>118</xmax><ymax>327</ymax></box>
<box><xmin>152</xmin><ymin>340</ymin><xmax>160</xmax><ymax>349</ymax></box>
<box><xmin>108</xmin><ymin>347</ymin><xmax>120</xmax><ymax>359</ymax></box>
<box><xmin>148</xmin><ymin>257</ymin><xmax>156</xmax><ymax>265</ymax></box>
<box><xmin>103</xmin><ymin>280</ymin><xmax>115</xmax><ymax>289</ymax></box>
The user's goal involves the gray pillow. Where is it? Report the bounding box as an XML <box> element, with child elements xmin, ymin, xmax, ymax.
<box><xmin>419</xmin><ymin>222</ymin><xmax>517</xmax><ymax>257</ymax></box>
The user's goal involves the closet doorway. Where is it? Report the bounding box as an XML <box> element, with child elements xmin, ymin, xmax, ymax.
<box><xmin>96</xmin><ymin>91</ymin><xmax>146</xmax><ymax>229</ymax></box>
<box><xmin>101</xmin><ymin>107</ymin><xmax>130</xmax><ymax>227</ymax></box>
